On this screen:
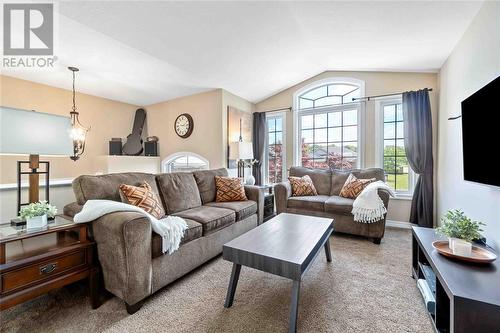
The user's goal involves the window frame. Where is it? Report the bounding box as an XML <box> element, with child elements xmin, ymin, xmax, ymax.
<box><xmin>375</xmin><ymin>97</ymin><xmax>416</xmax><ymax>198</ymax></box>
<box><xmin>264</xmin><ymin>111</ymin><xmax>287</xmax><ymax>184</ymax></box>
<box><xmin>161</xmin><ymin>151</ymin><xmax>209</xmax><ymax>173</ymax></box>
<box><xmin>293</xmin><ymin>77</ymin><xmax>365</xmax><ymax>169</ymax></box>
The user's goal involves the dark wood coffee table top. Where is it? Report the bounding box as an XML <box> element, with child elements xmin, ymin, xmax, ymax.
<box><xmin>223</xmin><ymin>213</ymin><xmax>333</xmax><ymax>281</ymax></box>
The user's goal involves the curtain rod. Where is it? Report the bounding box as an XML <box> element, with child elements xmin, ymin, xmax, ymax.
<box><xmin>352</xmin><ymin>88</ymin><xmax>433</xmax><ymax>102</ymax></box>
<box><xmin>259</xmin><ymin>107</ymin><xmax>292</xmax><ymax>113</ymax></box>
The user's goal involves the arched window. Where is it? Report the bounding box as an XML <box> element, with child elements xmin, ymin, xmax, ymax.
<box><xmin>162</xmin><ymin>152</ymin><xmax>209</xmax><ymax>173</ymax></box>
<box><xmin>293</xmin><ymin>78</ymin><xmax>364</xmax><ymax>170</ymax></box>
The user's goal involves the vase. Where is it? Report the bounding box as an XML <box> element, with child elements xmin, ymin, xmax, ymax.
<box><xmin>448</xmin><ymin>237</ymin><xmax>457</xmax><ymax>250</ymax></box>
<box><xmin>245</xmin><ymin>174</ymin><xmax>256</xmax><ymax>185</ymax></box>
<box><xmin>451</xmin><ymin>238</ymin><xmax>472</xmax><ymax>256</ymax></box>
<box><xmin>26</xmin><ymin>214</ymin><xmax>48</xmax><ymax>229</ymax></box>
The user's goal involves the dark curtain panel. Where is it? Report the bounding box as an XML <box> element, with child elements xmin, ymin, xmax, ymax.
<box><xmin>403</xmin><ymin>89</ymin><xmax>434</xmax><ymax>228</ymax></box>
<box><xmin>252</xmin><ymin>112</ymin><xmax>267</xmax><ymax>185</ymax></box>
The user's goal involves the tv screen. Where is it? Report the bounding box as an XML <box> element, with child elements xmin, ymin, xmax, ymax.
<box><xmin>461</xmin><ymin>76</ymin><xmax>500</xmax><ymax>187</ymax></box>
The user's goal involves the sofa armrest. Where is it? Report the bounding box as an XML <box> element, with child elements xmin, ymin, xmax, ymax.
<box><xmin>63</xmin><ymin>202</ymin><xmax>83</xmax><ymax>217</ymax></box>
<box><xmin>92</xmin><ymin>211</ymin><xmax>152</xmax><ymax>305</ymax></box>
<box><xmin>377</xmin><ymin>189</ymin><xmax>391</xmax><ymax>209</ymax></box>
<box><xmin>244</xmin><ymin>185</ymin><xmax>264</xmax><ymax>224</ymax></box>
<box><xmin>274</xmin><ymin>182</ymin><xmax>292</xmax><ymax>214</ymax></box>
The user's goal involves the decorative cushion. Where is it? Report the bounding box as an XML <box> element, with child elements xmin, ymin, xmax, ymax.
<box><xmin>174</xmin><ymin>206</ymin><xmax>236</xmax><ymax>235</ymax></box>
<box><xmin>119</xmin><ymin>181</ymin><xmax>165</xmax><ymax>219</ymax></box>
<box><xmin>289</xmin><ymin>167</ymin><xmax>332</xmax><ymax>195</ymax></box>
<box><xmin>339</xmin><ymin>174</ymin><xmax>376</xmax><ymax>199</ymax></box>
<box><xmin>151</xmin><ymin>218</ymin><xmax>202</xmax><ymax>258</ymax></box>
<box><xmin>289</xmin><ymin>175</ymin><xmax>318</xmax><ymax>196</ymax></box>
<box><xmin>205</xmin><ymin>200</ymin><xmax>257</xmax><ymax>221</ymax></box>
<box><xmin>193</xmin><ymin>168</ymin><xmax>229</xmax><ymax>204</ymax></box>
<box><xmin>215</xmin><ymin>176</ymin><xmax>247</xmax><ymax>202</ymax></box>
<box><xmin>155</xmin><ymin>173</ymin><xmax>202</xmax><ymax>214</ymax></box>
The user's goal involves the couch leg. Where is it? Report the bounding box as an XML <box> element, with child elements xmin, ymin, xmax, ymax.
<box><xmin>373</xmin><ymin>237</ymin><xmax>382</xmax><ymax>245</ymax></box>
<box><xmin>125</xmin><ymin>300</ymin><xmax>144</xmax><ymax>314</ymax></box>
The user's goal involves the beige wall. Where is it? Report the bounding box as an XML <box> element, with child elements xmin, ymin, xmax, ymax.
<box><xmin>256</xmin><ymin>71</ymin><xmax>439</xmax><ymax>222</ymax></box>
<box><xmin>437</xmin><ymin>2</ymin><xmax>500</xmax><ymax>250</ymax></box>
<box><xmin>0</xmin><ymin>75</ymin><xmax>139</xmax><ymax>220</ymax></box>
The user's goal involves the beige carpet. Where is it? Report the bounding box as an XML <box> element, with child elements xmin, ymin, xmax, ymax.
<box><xmin>1</xmin><ymin>228</ymin><xmax>433</xmax><ymax>333</ymax></box>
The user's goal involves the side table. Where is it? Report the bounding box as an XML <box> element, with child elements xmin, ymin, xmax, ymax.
<box><xmin>255</xmin><ymin>184</ymin><xmax>276</xmax><ymax>222</ymax></box>
<box><xmin>0</xmin><ymin>215</ymin><xmax>100</xmax><ymax>310</ymax></box>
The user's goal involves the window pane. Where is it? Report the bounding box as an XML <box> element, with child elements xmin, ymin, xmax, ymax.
<box><xmin>299</xmin><ymin>98</ymin><xmax>313</xmax><ymax>109</ymax></box>
<box><xmin>301</xmin><ymin>115</ymin><xmax>314</xmax><ymax>129</ymax></box>
<box><xmin>395</xmin><ymin>157</ymin><xmax>409</xmax><ymax>174</ymax></box>
<box><xmin>384</xmin><ymin>123</ymin><xmax>395</xmax><ymax>139</ymax></box>
<box><xmin>384</xmin><ymin>156</ymin><xmax>396</xmax><ymax>174</ymax></box>
<box><xmin>315</xmin><ymin>128</ymin><xmax>328</xmax><ymax>142</ymax></box>
<box><xmin>383</xmin><ymin>140</ymin><xmax>396</xmax><ymax>156</ymax></box>
<box><xmin>343</xmin><ymin>110</ymin><xmax>357</xmax><ymax>126</ymax></box>
<box><xmin>395</xmin><ymin>173</ymin><xmax>409</xmax><ymax>191</ymax></box>
<box><xmin>343</xmin><ymin>88</ymin><xmax>360</xmax><ymax>104</ymax></box>
<box><xmin>386</xmin><ymin>173</ymin><xmax>396</xmax><ymax>189</ymax></box>
<box><xmin>342</xmin><ymin>157</ymin><xmax>357</xmax><ymax>170</ymax></box>
<box><xmin>313</xmin><ymin>143</ymin><xmax>328</xmax><ymax>161</ymax></box>
<box><xmin>328</xmin><ymin>112</ymin><xmax>341</xmax><ymax>127</ymax></box>
<box><xmin>343</xmin><ymin>142</ymin><xmax>358</xmax><ymax>157</ymax></box>
<box><xmin>275</xmin><ymin>117</ymin><xmax>282</xmax><ymax>131</ymax></box>
<box><xmin>343</xmin><ymin>126</ymin><xmax>357</xmax><ymax>141</ymax></box>
<box><xmin>275</xmin><ymin>131</ymin><xmax>282</xmax><ymax>144</ymax></box>
<box><xmin>315</xmin><ymin>96</ymin><xmax>341</xmax><ymax>107</ymax></box>
<box><xmin>314</xmin><ymin>113</ymin><xmax>328</xmax><ymax>128</ymax></box>
<box><xmin>396</xmin><ymin>139</ymin><xmax>406</xmax><ymax>155</ymax></box>
<box><xmin>384</xmin><ymin>105</ymin><xmax>396</xmax><ymax>122</ymax></box>
<box><xmin>328</xmin><ymin>84</ymin><xmax>357</xmax><ymax>96</ymax></box>
<box><xmin>396</xmin><ymin>103</ymin><xmax>403</xmax><ymax>121</ymax></box>
<box><xmin>396</xmin><ymin>121</ymin><xmax>404</xmax><ymax>138</ymax></box>
<box><xmin>267</xmin><ymin>118</ymin><xmax>275</xmax><ymax>132</ymax></box>
<box><xmin>268</xmin><ymin>132</ymin><xmax>275</xmax><ymax>145</ymax></box>
<box><xmin>301</xmin><ymin>85</ymin><xmax>328</xmax><ymax>100</ymax></box>
<box><xmin>328</xmin><ymin>127</ymin><xmax>341</xmax><ymax>142</ymax></box>
<box><xmin>301</xmin><ymin>129</ymin><xmax>314</xmax><ymax>143</ymax></box>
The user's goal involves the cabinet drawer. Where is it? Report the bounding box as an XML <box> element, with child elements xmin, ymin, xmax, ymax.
<box><xmin>1</xmin><ymin>250</ymin><xmax>86</xmax><ymax>293</ymax></box>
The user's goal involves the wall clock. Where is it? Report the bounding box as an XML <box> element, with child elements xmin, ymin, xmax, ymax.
<box><xmin>174</xmin><ymin>113</ymin><xmax>194</xmax><ymax>138</ymax></box>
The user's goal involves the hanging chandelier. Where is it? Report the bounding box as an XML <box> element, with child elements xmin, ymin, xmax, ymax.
<box><xmin>68</xmin><ymin>66</ymin><xmax>90</xmax><ymax>161</ymax></box>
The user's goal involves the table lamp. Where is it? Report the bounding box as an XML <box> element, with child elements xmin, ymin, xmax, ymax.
<box><xmin>229</xmin><ymin>141</ymin><xmax>254</xmax><ymax>178</ymax></box>
<box><xmin>0</xmin><ymin>106</ymin><xmax>73</xmax><ymax>224</ymax></box>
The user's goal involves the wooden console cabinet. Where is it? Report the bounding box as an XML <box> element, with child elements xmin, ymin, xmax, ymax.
<box><xmin>412</xmin><ymin>226</ymin><xmax>500</xmax><ymax>332</ymax></box>
<box><xmin>0</xmin><ymin>216</ymin><xmax>100</xmax><ymax>310</ymax></box>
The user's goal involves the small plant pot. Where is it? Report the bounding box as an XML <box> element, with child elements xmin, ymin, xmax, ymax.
<box><xmin>451</xmin><ymin>238</ymin><xmax>472</xmax><ymax>256</ymax></box>
<box><xmin>448</xmin><ymin>237</ymin><xmax>457</xmax><ymax>250</ymax></box>
<box><xmin>26</xmin><ymin>214</ymin><xmax>48</xmax><ymax>229</ymax></box>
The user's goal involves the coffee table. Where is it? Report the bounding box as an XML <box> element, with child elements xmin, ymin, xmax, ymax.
<box><xmin>223</xmin><ymin>213</ymin><xmax>334</xmax><ymax>333</ymax></box>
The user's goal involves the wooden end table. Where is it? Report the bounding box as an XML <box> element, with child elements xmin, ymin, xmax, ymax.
<box><xmin>0</xmin><ymin>215</ymin><xmax>100</xmax><ymax>310</ymax></box>
<box><xmin>223</xmin><ymin>213</ymin><xmax>334</xmax><ymax>333</ymax></box>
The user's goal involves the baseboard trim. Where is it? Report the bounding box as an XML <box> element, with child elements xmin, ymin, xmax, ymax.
<box><xmin>386</xmin><ymin>220</ymin><xmax>412</xmax><ymax>229</ymax></box>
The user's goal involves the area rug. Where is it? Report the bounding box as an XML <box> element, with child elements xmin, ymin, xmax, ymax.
<box><xmin>0</xmin><ymin>228</ymin><xmax>433</xmax><ymax>333</ymax></box>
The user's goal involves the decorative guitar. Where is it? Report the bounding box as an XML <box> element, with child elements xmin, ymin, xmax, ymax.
<box><xmin>122</xmin><ymin>108</ymin><xmax>146</xmax><ymax>156</ymax></box>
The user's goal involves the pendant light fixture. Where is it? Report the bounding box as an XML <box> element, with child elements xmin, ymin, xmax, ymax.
<box><xmin>68</xmin><ymin>66</ymin><xmax>90</xmax><ymax>161</ymax></box>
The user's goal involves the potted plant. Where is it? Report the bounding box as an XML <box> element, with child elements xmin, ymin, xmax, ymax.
<box><xmin>436</xmin><ymin>209</ymin><xmax>485</xmax><ymax>256</ymax></box>
<box><xmin>19</xmin><ymin>201</ymin><xmax>57</xmax><ymax>229</ymax></box>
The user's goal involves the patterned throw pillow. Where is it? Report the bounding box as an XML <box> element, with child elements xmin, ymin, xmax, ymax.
<box><xmin>215</xmin><ymin>176</ymin><xmax>247</xmax><ymax>202</ymax></box>
<box><xmin>289</xmin><ymin>175</ymin><xmax>318</xmax><ymax>196</ymax></box>
<box><xmin>119</xmin><ymin>181</ymin><xmax>165</xmax><ymax>219</ymax></box>
<box><xmin>339</xmin><ymin>174</ymin><xmax>376</xmax><ymax>199</ymax></box>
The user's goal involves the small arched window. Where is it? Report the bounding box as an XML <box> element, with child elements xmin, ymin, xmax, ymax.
<box><xmin>298</xmin><ymin>83</ymin><xmax>360</xmax><ymax>110</ymax></box>
<box><xmin>162</xmin><ymin>152</ymin><xmax>209</xmax><ymax>173</ymax></box>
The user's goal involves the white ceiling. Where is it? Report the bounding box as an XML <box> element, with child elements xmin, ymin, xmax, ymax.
<box><xmin>2</xmin><ymin>1</ymin><xmax>482</xmax><ymax>105</ymax></box>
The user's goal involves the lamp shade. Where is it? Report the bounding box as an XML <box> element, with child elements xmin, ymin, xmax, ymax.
<box><xmin>0</xmin><ymin>106</ymin><xmax>73</xmax><ymax>156</ymax></box>
<box><xmin>229</xmin><ymin>141</ymin><xmax>254</xmax><ymax>160</ymax></box>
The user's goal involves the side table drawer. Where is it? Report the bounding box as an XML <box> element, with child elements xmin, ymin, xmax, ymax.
<box><xmin>1</xmin><ymin>250</ymin><xmax>86</xmax><ymax>293</ymax></box>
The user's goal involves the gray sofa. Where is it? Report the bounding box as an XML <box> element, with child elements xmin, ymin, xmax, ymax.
<box><xmin>275</xmin><ymin>167</ymin><xmax>390</xmax><ymax>244</ymax></box>
<box><xmin>63</xmin><ymin>168</ymin><xmax>263</xmax><ymax>314</ymax></box>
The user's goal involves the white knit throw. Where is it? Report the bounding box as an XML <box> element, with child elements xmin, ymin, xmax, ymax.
<box><xmin>74</xmin><ymin>200</ymin><xmax>188</xmax><ymax>254</ymax></box>
<box><xmin>352</xmin><ymin>181</ymin><xmax>395</xmax><ymax>223</ymax></box>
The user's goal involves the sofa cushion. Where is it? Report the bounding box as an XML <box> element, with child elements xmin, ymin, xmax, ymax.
<box><xmin>173</xmin><ymin>206</ymin><xmax>235</xmax><ymax>235</ymax></box>
<box><xmin>325</xmin><ymin>195</ymin><xmax>355</xmax><ymax>215</ymax></box>
<box><xmin>72</xmin><ymin>172</ymin><xmax>159</xmax><ymax>205</ymax></box>
<box><xmin>215</xmin><ymin>176</ymin><xmax>247</xmax><ymax>202</ymax></box>
<box><xmin>287</xmin><ymin>195</ymin><xmax>330</xmax><ymax>211</ymax></box>
<box><xmin>289</xmin><ymin>166</ymin><xmax>331</xmax><ymax>195</ymax></box>
<box><xmin>331</xmin><ymin>168</ymin><xmax>385</xmax><ymax>196</ymax></box>
<box><xmin>156</xmin><ymin>173</ymin><xmax>202</xmax><ymax>214</ymax></box>
<box><xmin>119</xmin><ymin>181</ymin><xmax>166</xmax><ymax>219</ymax></box>
<box><xmin>151</xmin><ymin>218</ymin><xmax>202</xmax><ymax>258</ymax></box>
<box><xmin>205</xmin><ymin>200</ymin><xmax>257</xmax><ymax>221</ymax></box>
<box><xmin>193</xmin><ymin>168</ymin><xmax>228</xmax><ymax>204</ymax></box>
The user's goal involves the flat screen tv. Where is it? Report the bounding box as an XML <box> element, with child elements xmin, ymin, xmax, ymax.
<box><xmin>461</xmin><ymin>76</ymin><xmax>500</xmax><ymax>187</ymax></box>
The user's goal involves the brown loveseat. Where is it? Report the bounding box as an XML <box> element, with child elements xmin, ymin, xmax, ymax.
<box><xmin>275</xmin><ymin>167</ymin><xmax>390</xmax><ymax>244</ymax></box>
<box><xmin>63</xmin><ymin>168</ymin><xmax>263</xmax><ymax>314</ymax></box>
